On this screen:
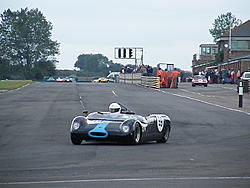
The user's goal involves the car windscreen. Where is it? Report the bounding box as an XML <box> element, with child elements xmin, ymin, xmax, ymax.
<box><xmin>193</xmin><ymin>76</ymin><xmax>205</xmax><ymax>80</ymax></box>
<box><xmin>87</xmin><ymin>112</ymin><xmax>127</xmax><ymax>121</ymax></box>
<box><xmin>244</xmin><ymin>73</ymin><xmax>250</xmax><ymax>78</ymax></box>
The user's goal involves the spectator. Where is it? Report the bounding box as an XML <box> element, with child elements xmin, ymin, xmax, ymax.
<box><xmin>230</xmin><ymin>69</ymin><xmax>235</xmax><ymax>84</ymax></box>
<box><xmin>171</xmin><ymin>68</ymin><xmax>180</xmax><ymax>88</ymax></box>
<box><xmin>157</xmin><ymin>68</ymin><xmax>163</xmax><ymax>87</ymax></box>
<box><xmin>146</xmin><ymin>65</ymin><xmax>153</xmax><ymax>76</ymax></box>
<box><xmin>163</xmin><ymin>69</ymin><xmax>169</xmax><ymax>87</ymax></box>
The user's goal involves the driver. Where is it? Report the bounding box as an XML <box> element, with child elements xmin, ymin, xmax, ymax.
<box><xmin>109</xmin><ymin>103</ymin><xmax>121</xmax><ymax>113</ymax></box>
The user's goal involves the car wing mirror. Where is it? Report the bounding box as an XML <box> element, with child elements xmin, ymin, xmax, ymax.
<box><xmin>83</xmin><ymin>110</ymin><xmax>88</xmax><ymax>116</ymax></box>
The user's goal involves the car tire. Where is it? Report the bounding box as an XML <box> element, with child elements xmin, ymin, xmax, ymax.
<box><xmin>71</xmin><ymin>134</ymin><xmax>82</xmax><ymax>145</ymax></box>
<box><xmin>192</xmin><ymin>84</ymin><xmax>195</xmax><ymax>87</ymax></box>
<box><xmin>129</xmin><ymin>123</ymin><xmax>141</xmax><ymax>145</ymax></box>
<box><xmin>204</xmin><ymin>84</ymin><xmax>207</xmax><ymax>87</ymax></box>
<box><xmin>157</xmin><ymin>124</ymin><xmax>171</xmax><ymax>143</ymax></box>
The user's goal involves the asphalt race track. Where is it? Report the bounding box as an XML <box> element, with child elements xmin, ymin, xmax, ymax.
<box><xmin>0</xmin><ymin>82</ymin><xmax>250</xmax><ymax>188</ymax></box>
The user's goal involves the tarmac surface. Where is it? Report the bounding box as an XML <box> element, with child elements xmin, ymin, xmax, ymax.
<box><xmin>0</xmin><ymin>82</ymin><xmax>250</xmax><ymax>188</ymax></box>
<box><xmin>162</xmin><ymin>82</ymin><xmax>250</xmax><ymax>115</ymax></box>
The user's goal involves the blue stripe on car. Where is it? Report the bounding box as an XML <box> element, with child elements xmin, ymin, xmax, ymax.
<box><xmin>88</xmin><ymin>122</ymin><xmax>110</xmax><ymax>138</ymax></box>
<box><xmin>134</xmin><ymin>115</ymin><xmax>143</xmax><ymax>121</ymax></box>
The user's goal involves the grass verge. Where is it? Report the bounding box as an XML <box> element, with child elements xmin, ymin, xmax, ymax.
<box><xmin>0</xmin><ymin>80</ymin><xmax>33</xmax><ymax>92</ymax></box>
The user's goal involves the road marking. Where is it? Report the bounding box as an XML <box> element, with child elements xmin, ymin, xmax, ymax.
<box><xmin>180</xmin><ymin>89</ymin><xmax>216</xmax><ymax>98</ymax></box>
<box><xmin>209</xmin><ymin>84</ymin><xmax>236</xmax><ymax>91</ymax></box>
<box><xmin>112</xmin><ymin>90</ymin><xmax>118</xmax><ymax>96</ymax></box>
<box><xmin>78</xmin><ymin>95</ymin><xmax>86</xmax><ymax>111</ymax></box>
<box><xmin>135</xmin><ymin>84</ymin><xmax>249</xmax><ymax>116</ymax></box>
<box><xmin>1</xmin><ymin>177</ymin><xmax>250</xmax><ymax>185</ymax></box>
<box><xmin>180</xmin><ymin>89</ymin><xmax>204</xmax><ymax>96</ymax></box>
<box><xmin>160</xmin><ymin>90</ymin><xmax>250</xmax><ymax>116</ymax></box>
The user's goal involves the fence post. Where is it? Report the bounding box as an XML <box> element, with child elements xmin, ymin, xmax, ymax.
<box><xmin>239</xmin><ymin>80</ymin><xmax>243</xmax><ymax>108</ymax></box>
<box><xmin>156</xmin><ymin>77</ymin><xmax>160</xmax><ymax>89</ymax></box>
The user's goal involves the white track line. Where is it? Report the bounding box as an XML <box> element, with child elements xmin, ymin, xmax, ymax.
<box><xmin>112</xmin><ymin>90</ymin><xmax>118</xmax><ymax>96</ymax></box>
<box><xmin>137</xmin><ymin>84</ymin><xmax>249</xmax><ymax>115</ymax></box>
<box><xmin>1</xmin><ymin>177</ymin><xmax>250</xmax><ymax>185</ymax></box>
<box><xmin>79</xmin><ymin>96</ymin><xmax>86</xmax><ymax>110</ymax></box>
<box><xmin>160</xmin><ymin>90</ymin><xmax>250</xmax><ymax>116</ymax></box>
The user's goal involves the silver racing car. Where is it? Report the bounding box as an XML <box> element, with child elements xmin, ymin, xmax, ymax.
<box><xmin>70</xmin><ymin>103</ymin><xmax>171</xmax><ymax>145</ymax></box>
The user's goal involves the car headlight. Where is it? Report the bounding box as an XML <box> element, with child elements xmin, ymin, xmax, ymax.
<box><xmin>121</xmin><ymin>125</ymin><xmax>130</xmax><ymax>133</ymax></box>
<box><xmin>72</xmin><ymin>122</ymin><xmax>81</xmax><ymax>130</ymax></box>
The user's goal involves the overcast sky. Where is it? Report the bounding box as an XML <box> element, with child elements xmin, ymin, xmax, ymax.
<box><xmin>1</xmin><ymin>0</ymin><xmax>249</xmax><ymax>71</ymax></box>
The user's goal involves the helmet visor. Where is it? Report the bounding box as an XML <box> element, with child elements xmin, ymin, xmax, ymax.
<box><xmin>110</xmin><ymin>108</ymin><xmax>120</xmax><ymax>113</ymax></box>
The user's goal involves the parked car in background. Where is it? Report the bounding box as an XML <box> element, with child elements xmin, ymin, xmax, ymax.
<box><xmin>107</xmin><ymin>72</ymin><xmax>120</xmax><ymax>82</ymax></box>
<box><xmin>56</xmin><ymin>77</ymin><xmax>64</xmax><ymax>82</ymax></box>
<box><xmin>64</xmin><ymin>77</ymin><xmax>73</xmax><ymax>82</ymax></box>
<box><xmin>93</xmin><ymin>77</ymin><xmax>109</xmax><ymax>83</ymax></box>
<box><xmin>192</xmin><ymin>75</ymin><xmax>208</xmax><ymax>87</ymax></box>
<box><xmin>45</xmin><ymin>77</ymin><xmax>55</xmax><ymax>82</ymax></box>
<box><xmin>222</xmin><ymin>77</ymin><xmax>233</xmax><ymax>84</ymax></box>
<box><xmin>241</xmin><ymin>72</ymin><xmax>250</xmax><ymax>80</ymax></box>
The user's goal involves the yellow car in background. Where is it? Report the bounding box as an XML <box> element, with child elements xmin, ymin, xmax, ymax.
<box><xmin>93</xmin><ymin>77</ymin><xmax>109</xmax><ymax>83</ymax></box>
<box><xmin>98</xmin><ymin>77</ymin><xmax>109</xmax><ymax>83</ymax></box>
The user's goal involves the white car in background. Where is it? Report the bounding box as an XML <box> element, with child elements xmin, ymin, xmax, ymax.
<box><xmin>241</xmin><ymin>72</ymin><xmax>250</xmax><ymax>80</ymax></box>
<box><xmin>192</xmin><ymin>75</ymin><xmax>208</xmax><ymax>87</ymax></box>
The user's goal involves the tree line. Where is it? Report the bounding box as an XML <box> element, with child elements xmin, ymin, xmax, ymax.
<box><xmin>0</xmin><ymin>7</ymin><xmax>242</xmax><ymax>80</ymax></box>
<box><xmin>0</xmin><ymin>8</ymin><xmax>59</xmax><ymax>80</ymax></box>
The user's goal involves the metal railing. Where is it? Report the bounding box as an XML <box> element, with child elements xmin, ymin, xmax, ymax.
<box><xmin>141</xmin><ymin>76</ymin><xmax>160</xmax><ymax>89</ymax></box>
<box><xmin>118</xmin><ymin>73</ymin><xmax>160</xmax><ymax>89</ymax></box>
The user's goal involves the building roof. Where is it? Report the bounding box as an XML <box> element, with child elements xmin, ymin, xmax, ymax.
<box><xmin>192</xmin><ymin>54</ymin><xmax>250</xmax><ymax>69</ymax></box>
<box><xmin>199</xmin><ymin>44</ymin><xmax>218</xmax><ymax>47</ymax></box>
<box><xmin>221</xmin><ymin>19</ymin><xmax>250</xmax><ymax>38</ymax></box>
<box><xmin>230</xmin><ymin>54</ymin><xmax>250</xmax><ymax>61</ymax></box>
<box><xmin>191</xmin><ymin>61</ymin><xmax>215</xmax><ymax>68</ymax></box>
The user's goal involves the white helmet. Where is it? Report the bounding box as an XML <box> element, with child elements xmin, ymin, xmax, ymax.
<box><xmin>109</xmin><ymin>103</ymin><xmax>121</xmax><ymax>113</ymax></box>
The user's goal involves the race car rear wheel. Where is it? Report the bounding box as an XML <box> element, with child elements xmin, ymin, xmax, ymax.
<box><xmin>71</xmin><ymin>134</ymin><xmax>82</xmax><ymax>145</ymax></box>
<box><xmin>129</xmin><ymin>123</ymin><xmax>141</xmax><ymax>145</ymax></box>
<box><xmin>157</xmin><ymin>124</ymin><xmax>171</xmax><ymax>143</ymax></box>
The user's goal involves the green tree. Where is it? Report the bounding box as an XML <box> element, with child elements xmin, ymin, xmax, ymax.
<box><xmin>0</xmin><ymin>59</ymin><xmax>11</xmax><ymax>79</ymax></box>
<box><xmin>0</xmin><ymin>8</ymin><xmax>59</xmax><ymax>79</ymax></box>
<box><xmin>74</xmin><ymin>54</ymin><xmax>122</xmax><ymax>77</ymax></box>
<box><xmin>209</xmin><ymin>12</ymin><xmax>242</xmax><ymax>42</ymax></box>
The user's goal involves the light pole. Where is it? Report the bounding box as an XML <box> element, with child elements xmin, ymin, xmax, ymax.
<box><xmin>229</xmin><ymin>21</ymin><xmax>232</xmax><ymax>59</ymax></box>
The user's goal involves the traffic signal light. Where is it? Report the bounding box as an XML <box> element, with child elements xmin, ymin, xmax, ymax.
<box><xmin>129</xmin><ymin>48</ymin><xmax>133</xmax><ymax>58</ymax></box>
<box><xmin>118</xmin><ymin>48</ymin><xmax>121</xmax><ymax>58</ymax></box>
<box><xmin>123</xmin><ymin>48</ymin><xmax>126</xmax><ymax>58</ymax></box>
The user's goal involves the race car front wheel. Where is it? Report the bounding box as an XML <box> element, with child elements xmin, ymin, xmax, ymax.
<box><xmin>71</xmin><ymin>134</ymin><xmax>82</xmax><ymax>145</ymax></box>
<box><xmin>129</xmin><ymin>123</ymin><xmax>141</xmax><ymax>145</ymax></box>
<box><xmin>157</xmin><ymin>124</ymin><xmax>171</xmax><ymax>143</ymax></box>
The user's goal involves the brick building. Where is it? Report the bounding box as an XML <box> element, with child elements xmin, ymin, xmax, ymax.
<box><xmin>192</xmin><ymin>19</ymin><xmax>250</xmax><ymax>74</ymax></box>
<box><xmin>192</xmin><ymin>44</ymin><xmax>218</xmax><ymax>74</ymax></box>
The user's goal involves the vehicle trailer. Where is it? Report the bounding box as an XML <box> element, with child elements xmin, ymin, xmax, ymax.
<box><xmin>157</xmin><ymin>63</ymin><xmax>174</xmax><ymax>88</ymax></box>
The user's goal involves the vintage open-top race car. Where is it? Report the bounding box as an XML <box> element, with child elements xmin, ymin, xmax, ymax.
<box><xmin>70</xmin><ymin>103</ymin><xmax>171</xmax><ymax>145</ymax></box>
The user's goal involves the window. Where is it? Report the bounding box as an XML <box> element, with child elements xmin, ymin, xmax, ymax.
<box><xmin>202</xmin><ymin>47</ymin><xmax>206</xmax><ymax>55</ymax></box>
<box><xmin>232</xmin><ymin>40</ymin><xmax>250</xmax><ymax>50</ymax></box>
<box><xmin>211</xmin><ymin>48</ymin><xmax>217</xmax><ymax>55</ymax></box>
<box><xmin>201</xmin><ymin>47</ymin><xmax>211</xmax><ymax>55</ymax></box>
<box><xmin>206</xmin><ymin>47</ymin><xmax>211</xmax><ymax>54</ymax></box>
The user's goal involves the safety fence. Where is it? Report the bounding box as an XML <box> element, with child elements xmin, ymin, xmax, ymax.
<box><xmin>141</xmin><ymin>76</ymin><xmax>160</xmax><ymax>89</ymax></box>
<box><xmin>118</xmin><ymin>73</ymin><xmax>141</xmax><ymax>84</ymax></box>
<box><xmin>118</xmin><ymin>73</ymin><xmax>160</xmax><ymax>89</ymax></box>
